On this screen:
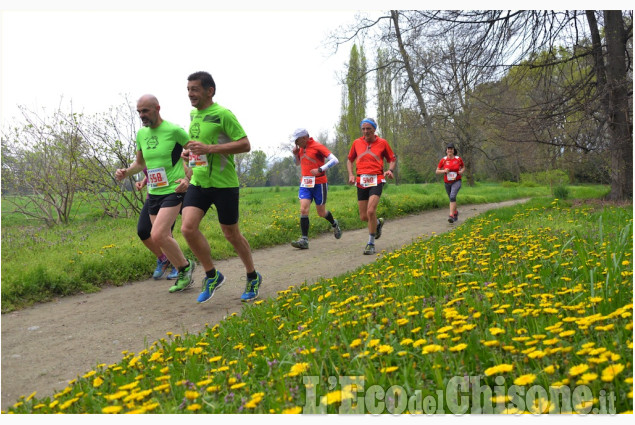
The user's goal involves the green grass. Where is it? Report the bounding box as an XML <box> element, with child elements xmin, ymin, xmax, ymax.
<box><xmin>1</xmin><ymin>183</ymin><xmax>609</xmax><ymax>312</ymax></box>
<box><xmin>4</xmin><ymin>197</ymin><xmax>631</xmax><ymax>414</ymax></box>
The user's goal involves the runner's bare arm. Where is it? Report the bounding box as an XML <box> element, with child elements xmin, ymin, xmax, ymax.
<box><xmin>186</xmin><ymin>137</ymin><xmax>251</xmax><ymax>155</ymax></box>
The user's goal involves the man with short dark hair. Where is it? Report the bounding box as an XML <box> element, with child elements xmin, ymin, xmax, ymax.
<box><xmin>181</xmin><ymin>71</ymin><xmax>263</xmax><ymax>303</ymax></box>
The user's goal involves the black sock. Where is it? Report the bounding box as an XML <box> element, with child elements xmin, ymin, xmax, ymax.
<box><xmin>179</xmin><ymin>260</ymin><xmax>190</xmax><ymax>272</ymax></box>
<box><xmin>247</xmin><ymin>271</ymin><xmax>258</xmax><ymax>280</ymax></box>
<box><xmin>324</xmin><ymin>210</ymin><xmax>335</xmax><ymax>225</ymax></box>
<box><xmin>300</xmin><ymin>215</ymin><xmax>309</xmax><ymax>238</ymax></box>
<box><xmin>206</xmin><ymin>268</ymin><xmax>217</xmax><ymax>279</ymax></box>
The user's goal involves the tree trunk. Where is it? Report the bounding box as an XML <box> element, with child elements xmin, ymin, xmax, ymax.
<box><xmin>603</xmin><ymin>11</ymin><xmax>633</xmax><ymax>200</ymax></box>
<box><xmin>391</xmin><ymin>10</ymin><xmax>436</xmax><ymax>147</ymax></box>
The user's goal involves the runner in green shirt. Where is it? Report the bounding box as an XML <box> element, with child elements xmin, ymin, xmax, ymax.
<box><xmin>116</xmin><ymin>94</ymin><xmax>195</xmax><ymax>293</ymax></box>
<box><xmin>180</xmin><ymin>71</ymin><xmax>263</xmax><ymax>303</ymax></box>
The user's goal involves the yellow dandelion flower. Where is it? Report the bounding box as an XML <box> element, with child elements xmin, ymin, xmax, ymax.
<box><xmin>102</xmin><ymin>405</ymin><xmax>123</xmax><ymax>414</ymax></box>
<box><xmin>368</xmin><ymin>339</ymin><xmax>380</xmax><ymax>348</ymax></box>
<box><xmin>83</xmin><ymin>371</ymin><xmax>96</xmax><ymax>379</ymax></box>
<box><xmin>208</xmin><ymin>355</ymin><xmax>222</xmax><ymax>363</ymax></box>
<box><xmin>380</xmin><ymin>366</ymin><xmax>399</xmax><ymax>373</ymax></box>
<box><xmin>568</xmin><ymin>364</ymin><xmax>589</xmax><ymax>376</ymax></box>
<box><xmin>489</xmin><ymin>327</ymin><xmax>505</xmax><ymax>336</ymax></box>
<box><xmin>285</xmin><ymin>362</ymin><xmax>310</xmax><ymax>377</ymax></box>
<box><xmin>422</xmin><ymin>344</ymin><xmax>444</xmax><ymax>354</ymax></box>
<box><xmin>484</xmin><ymin>364</ymin><xmax>513</xmax><ymax>376</ymax></box>
<box><xmin>449</xmin><ymin>343</ymin><xmax>468</xmax><ymax>352</ymax></box>
<box><xmin>559</xmin><ymin>330</ymin><xmax>575</xmax><ymax>337</ymax></box>
<box><xmin>282</xmin><ymin>406</ymin><xmax>303</xmax><ymax>414</ymax></box>
<box><xmin>601</xmin><ymin>364</ymin><xmax>625</xmax><ymax>382</ymax></box>
<box><xmin>580</xmin><ymin>373</ymin><xmax>598</xmax><ymax>382</ymax></box>
<box><xmin>400</xmin><ymin>338</ymin><xmax>414</xmax><ymax>346</ymax></box>
<box><xmin>206</xmin><ymin>385</ymin><xmax>220</xmax><ymax>393</ymax></box>
<box><xmin>93</xmin><ymin>377</ymin><xmax>104</xmax><ymax>388</ymax></box>
<box><xmin>412</xmin><ymin>339</ymin><xmax>427</xmax><ymax>348</ymax></box>
<box><xmin>185</xmin><ymin>391</ymin><xmax>200</xmax><ymax>400</ymax></box>
<box><xmin>187</xmin><ymin>403</ymin><xmax>202</xmax><ymax>411</ymax></box>
<box><xmin>230</xmin><ymin>382</ymin><xmax>247</xmax><ymax>390</ymax></box>
<box><xmin>321</xmin><ymin>389</ymin><xmax>355</xmax><ymax>405</ymax></box>
<box><xmin>482</xmin><ymin>340</ymin><xmax>500</xmax><ymax>347</ymax></box>
<box><xmin>513</xmin><ymin>374</ymin><xmax>537</xmax><ymax>386</ymax></box>
<box><xmin>119</xmin><ymin>381</ymin><xmax>139</xmax><ymax>391</ymax></box>
<box><xmin>349</xmin><ymin>339</ymin><xmax>362</xmax><ymax>349</ymax></box>
<box><xmin>542</xmin><ymin>365</ymin><xmax>556</xmax><ymax>375</ymax></box>
<box><xmin>104</xmin><ymin>391</ymin><xmax>128</xmax><ymax>401</ymax></box>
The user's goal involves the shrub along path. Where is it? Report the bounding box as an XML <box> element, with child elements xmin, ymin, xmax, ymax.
<box><xmin>1</xmin><ymin>199</ymin><xmax>528</xmax><ymax>410</ymax></box>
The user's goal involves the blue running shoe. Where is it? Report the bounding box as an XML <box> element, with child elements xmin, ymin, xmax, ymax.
<box><xmin>167</xmin><ymin>266</ymin><xmax>178</xmax><ymax>280</ymax></box>
<box><xmin>153</xmin><ymin>258</ymin><xmax>170</xmax><ymax>280</ymax></box>
<box><xmin>241</xmin><ymin>272</ymin><xmax>262</xmax><ymax>302</ymax></box>
<box><xmin>197</xmin><ymin>271</ymin><xmax>226</xmax><ymax>303</ymax></box>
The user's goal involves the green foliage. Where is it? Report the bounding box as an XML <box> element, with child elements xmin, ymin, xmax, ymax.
<box><xmin>6</xmin><ymin>199</ymin><xmax>632</xmax><ymax>413</ymax></box>
<box><xmin>521</xmin><ymin>170</ymin><xmax>570</xmax><ymax>187</ymax></box>
<box><xmin>553</xmin><ymin>185</ymin><xmax>570</xmax><ymax>200</ymax></box>
<box><xmin>1</xmin><ymin>183</ymin><xmax>610</xmax><ymax>312</ymax></box>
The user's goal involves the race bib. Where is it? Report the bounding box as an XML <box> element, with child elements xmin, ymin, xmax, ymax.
<box><xmin>360</xmin><ymin>174</ymin><xmax>378</xmax><ymax>188</ymax></box>
<box><xmin>147</xmin><ymin>167</ymin><xmax>168</xmax><ymax>189</ymax></box>
<box><xmin>300</xmin><ymin>176</ymin><xmax>315</xmax><ymax>188</ymax></box>
<box><xmin>189</xmin><ymin>153</ymin><xmax>209</xmax><ymax>168</ymax></box>
<box><xmin>447</xmin><ymin>172</ymin><xmax>458</xmax><ymax>181</ymax></box>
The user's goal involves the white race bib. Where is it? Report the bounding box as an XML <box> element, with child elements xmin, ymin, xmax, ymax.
<box><xmin>189</xmin><ymin>153</ymin><xmax>209</xmax><ymax>168</ymax></box>
<box><xmin>447</xmin><ymin>172</ymin><xmax>458</xmax><ymax>181</ymax></box>
<box><xmin>300</xmin><ymin>176</ymin><xmax>315</xmax><ymax>188</ymax></box>
<box><xmin>360</xmin><ymin>174</ymin><xmax>378</xmax><ymax>188</ymax></box>
<box><xmin>147</xmin><ymin>167</ymin><xmax>168</xmax><ymax>189</ymax></box>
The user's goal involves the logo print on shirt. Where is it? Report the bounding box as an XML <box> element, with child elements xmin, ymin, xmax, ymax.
<box><xmin>146</xmin><ymin>136</ymin><xmax>159</xmax><ymax>149</ymax></box>
<box><xmin>190</xmin><ymin>123</ymin><xmax>201</xmax><ymax>139</ymax></box>
<box><xmin>203</xmin><ymin>115</ymin><xmax>220</xmax><ymax>124</ymax></box>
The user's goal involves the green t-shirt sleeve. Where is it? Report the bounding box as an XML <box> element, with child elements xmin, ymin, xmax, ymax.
<box><xmin>174</xmin><ymin>126</ymin><xmax>189</xmax><ymax>146</ymax></box>
<box><xmin>222</xmin><ymin>109</ymin><xmax>247</xmax><ymax>141</ymax></box>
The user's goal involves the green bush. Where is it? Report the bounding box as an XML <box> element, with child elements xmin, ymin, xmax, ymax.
<box><xmin>553</xmin><ymin>185</ymin><xmax>570</xmax><ymax>199</ymax></box>
<box><xmin>520</xmin><ymin>169</ymin><xmax>569</xmax><ymax>186</ymax></box>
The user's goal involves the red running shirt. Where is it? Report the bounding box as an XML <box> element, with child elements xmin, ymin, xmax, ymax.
<box><xmin>437</xmin><ymin>156</ymin><xmax>464</xmax><ymax>184</ymax></box>
<box><xmin>347</xmin><ymin>136</ymin><xmax>396</xmax><ymax>186</ymax></box>
<box><xmin>298</xmin><ymin>138</ymin><xmax>332</xmax><ymax>185</ymax></box>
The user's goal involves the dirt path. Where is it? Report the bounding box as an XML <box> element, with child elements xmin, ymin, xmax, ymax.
<box><xmin>1</xmin><ymin>199</ymin><xmax>527</xmax><ymax>409</ymax></box>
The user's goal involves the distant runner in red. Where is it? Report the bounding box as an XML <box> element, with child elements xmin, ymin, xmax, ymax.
<box><xmin>436</xmin><ymin>143</ymin><xmax>465</xmax><ymax>223</ymax></box>
<box><xmin>346</xmin><ymin>118</ymin><xmax>397</xmax><ymax>255</ymax></box>
<box><xmin>290</xmin><ymin>128</ymin><xmax>342</xmax><ymax>250</ymax></box>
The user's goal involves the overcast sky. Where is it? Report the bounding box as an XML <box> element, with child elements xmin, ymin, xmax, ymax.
<box><xmin>2</xmin><ymin>1</ymin><xmax>625</xmax><ymax>161</ymax></box>
<box><xmin>0</xmin><ymin>2</ymin><xmax>376</xmax><ymax>159</ymax></box>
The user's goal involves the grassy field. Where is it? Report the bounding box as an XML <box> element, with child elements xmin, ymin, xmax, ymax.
<box><xmin>0</xmin><ymin>183</ymin><xmax>609</xmax><ymax>312</ymax></box>
<box><xmin>3</xmin><ymin>196</ymin><xmax>631</xmax><ymax>414</ymax></box>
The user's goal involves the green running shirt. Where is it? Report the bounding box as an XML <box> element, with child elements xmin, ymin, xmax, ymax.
<box><xmin>135</xmin><ymin>120</ymin><xmax>189</xmax><ymax>195</ymax></box>
<box><xmin>188</xmin><ymin>103</ymin><xmax>247</xmax><ymax>188</ymax></box>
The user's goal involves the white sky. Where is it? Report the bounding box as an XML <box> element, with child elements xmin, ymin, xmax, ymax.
<box><xmin>1</xmin><ymin>1</ymin><xmax>626</xmax><ymax>161</ymax></box>
<box><xmin>0</xmin><ymin>2</ymin><xmax>375</xmax><ymax>159</ymax></box>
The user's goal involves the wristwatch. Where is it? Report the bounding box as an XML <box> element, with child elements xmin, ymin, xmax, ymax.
<box><xmin>318</xmin><ymin>167</ymin><xmax>323</xmax><ymax>173</ymax></box>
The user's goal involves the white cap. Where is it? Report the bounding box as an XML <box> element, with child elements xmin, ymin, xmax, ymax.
<box><xmin>290</xmin><ymin>128</ymin><xmax>309</xmax><ymax>143</ymax></box>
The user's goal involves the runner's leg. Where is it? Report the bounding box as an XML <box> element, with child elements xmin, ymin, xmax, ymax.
<box><xmin>181</xmin><ymin>206</ymin><xmax>216</xmax><ymax>272</ymax></box>
<box><xmin>150</xmin><ymin>204</ymin><xmax>188</xmax><ymax>269</ymax></box>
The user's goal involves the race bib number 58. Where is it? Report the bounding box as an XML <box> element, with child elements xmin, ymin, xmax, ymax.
<box><xmin>148</xmin><ymin>167</ymin><xmax>168</xmax><ymax>189</ymax></box>
<box><xmin>301</xmin><ymin>176</ymin><xmax>315</xmax><ymax>188</ymax></box>
<box><xmin>360</xmin><ymin>174</ymin><xmax>378</xmax><ymax>188</ymax></box>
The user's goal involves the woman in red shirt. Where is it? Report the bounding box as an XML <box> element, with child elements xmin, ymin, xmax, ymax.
<box><xmin>436</xmin><ymin>143</ymin><xmax>465</xmax><ymax>223</ymax></box>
